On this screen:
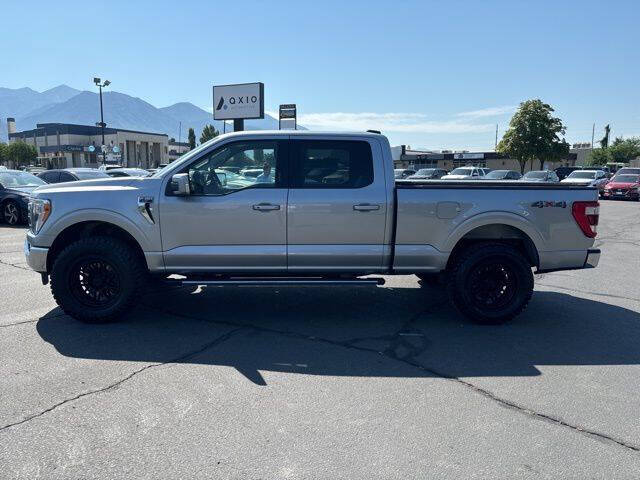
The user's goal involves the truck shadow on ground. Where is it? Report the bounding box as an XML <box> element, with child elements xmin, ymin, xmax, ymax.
<box><xmin>36</xmin><ymin>286</ymin><xmax>640</xmax><ymax>385</ymax></box>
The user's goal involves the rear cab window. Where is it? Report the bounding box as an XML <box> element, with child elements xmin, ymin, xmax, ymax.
<box><xmin>290</xmin><ymin>140</ymin><xmax>374</xmax><ymax>188</ymax></box>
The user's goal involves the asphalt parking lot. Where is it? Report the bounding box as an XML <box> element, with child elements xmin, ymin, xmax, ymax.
<box><xmin>1</xmin><ymin>200</ymin><xmax>639</xmax><ymax>479</ymax></box>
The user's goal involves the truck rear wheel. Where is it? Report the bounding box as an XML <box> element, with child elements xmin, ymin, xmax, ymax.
<box><xmin>446</xmin><ymin>243</ymin><xmax>533</xmax><ymax>325</ymax></box>
<box><xmin>50</xmin><ymin>237</ymin><xmax>146</xmax><ymax>323</ymax></box>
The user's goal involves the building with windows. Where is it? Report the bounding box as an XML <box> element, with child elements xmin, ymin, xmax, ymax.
<box><xmin>392</xmin><ymin>145</ymin><xmax>577</xmax><ymax>173</ymax></box>
<box><xmin>168</xmin><ymin>140</ymin><xmax>191</xmax><ymax>163</ymax></box>
<box><xmin>8</xmin><ymin>120</ymin><xmax>169</xmax><ymax>169</ymax></box>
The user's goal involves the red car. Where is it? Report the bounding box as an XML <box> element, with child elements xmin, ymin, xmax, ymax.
<box><xmin>602</xmin><ymin>173</ymin><xmax>640</xmax><ymax>201</ymax></box>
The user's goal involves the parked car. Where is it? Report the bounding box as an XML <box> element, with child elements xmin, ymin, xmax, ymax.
<box><xmin>615</xmin><ymin>167</ymin><xmax>640</xmax><ymax>176</ymax></box>
<box><xmin>521</xmin><ymin>170</ymin><xmax>560</xmax><ymax>182</ymax></box>
<box><xmin>105</xmin><ymin>168</ymin><xmax>150</xmax><ymax>178</ymax></box>
<box><xmin>0</xmin><ymin>170</ymin><xmax>46</xmax><ymax>225</ymax></box>
<box><xmin>38</xmin><ymin>168</ymin><xmax>111</xmax><ymax>184</ymax></box>
<box><xmin>483</xmin><ymin>170</ymin><xmax>522</xmax><ymax>180</ymax></box>
<box><xmin>98</xmin><ymin>164</ymin><xmax>124</xmax><ymax>171</ymax></box>
<box><xmin>554</xmin><ymin>166</ymin><xmax>583</xmax><ymax>181</ymax></box>
<box><xmin>24</xmin><ymin>166</ymin><xmax>46</xmax><ymax>175</ymax></box>
<box><xmin>602</xmin><ymin>173</ymin><xmax>640</xmax><ymax>201</ymax></box>
<box><xmin>442</xmin><ymin>166</ymin><xmax>485</xmax><ymax>180</ymax></box>
<box><xmin>394</xmin><ymin>168</ymin><xmax>416</xmax><ymax>179</ymax></box>
<box><xmin>561</xmin><ymin>170</ymin><xmax>609</xmax><ymax>195</ymax></box>
<box><xmin>407</xmin><ymin>168</ymin><xmax>448</xmax><ymax>180</ymax></box>
<box><xmin>25</xmin><ymin>130</ymin><xmax>600</xmax><ymax>326</ymax></box>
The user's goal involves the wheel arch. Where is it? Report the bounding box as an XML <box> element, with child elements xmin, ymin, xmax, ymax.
<box><xmin>46</xmin><ymin>220</ymin><xmax>147</xmax><ymax>273</ymax></box>
<box><xmin>445</xmin><ymin>215</ymin><xmax>542</xmax><ymax>270</ymax></box>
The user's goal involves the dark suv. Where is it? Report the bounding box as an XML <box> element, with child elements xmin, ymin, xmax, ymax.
<box><xmin>554</xmin><ymin>166</ymin><xmax>583</xmax><ymax>181</ymax></box>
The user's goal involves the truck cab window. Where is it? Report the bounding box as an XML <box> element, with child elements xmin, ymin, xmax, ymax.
<box><xmin>291</xmin><ymin>140</ymin><xmax>374</xmax><ymax>188</ymax></box>
<box><xmin>184</xmin><ymin>141</ymin><xmax>282</xmax><ymax>195</ymax></box>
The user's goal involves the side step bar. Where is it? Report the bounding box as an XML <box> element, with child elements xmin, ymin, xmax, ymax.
<box><xmin>179</xmin><ymin>277</ymin><xmax>385</xmax><ymax>287</ymax></box>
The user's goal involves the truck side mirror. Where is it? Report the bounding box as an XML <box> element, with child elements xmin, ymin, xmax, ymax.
<box><xmin>171</xmin><ymin>173</ymin><xmax>191</xmax><ymax>196</ymax></box>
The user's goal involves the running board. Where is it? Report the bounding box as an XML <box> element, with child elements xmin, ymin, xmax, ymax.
<box><xmin>179</xmin><ymin>277</ymin><xmax>385</xmax><ymax>287</ymax></box>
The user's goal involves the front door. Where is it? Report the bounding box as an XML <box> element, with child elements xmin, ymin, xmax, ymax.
<box><xmin>160</xmin><ymin>139</ymin><xmax>288</xmax><ymax>272</ymax></box>
<box><xmin>286</xmin><ymin>138</ymin><xmax>388</xmax><ymax>273</ymax></box>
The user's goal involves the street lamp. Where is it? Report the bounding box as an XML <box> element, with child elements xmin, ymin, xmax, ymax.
<box><xmin>93</xmin><ymin>77</ymin><xmax>111</xmax><ymax>162</ymax></box>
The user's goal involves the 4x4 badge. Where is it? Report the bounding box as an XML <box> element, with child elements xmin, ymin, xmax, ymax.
<box><xmin>531</xmin><ymin>201</ymin><xmax>567</xmax><ymax>208</ymax></box>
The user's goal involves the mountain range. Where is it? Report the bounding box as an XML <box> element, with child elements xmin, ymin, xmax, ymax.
<box><xmin>0</xmin><ymin>84</ymin><xmax>290</xmax><ymax>142</ymax></box>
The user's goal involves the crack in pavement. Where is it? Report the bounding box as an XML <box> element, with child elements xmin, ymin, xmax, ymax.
<box><xmin>0</xmin><ymin>327</ymin><xmax>244</xmax><ymax>433</ymax></box>
<box><xmin>0</xmin><ymin>311</ymin><xmax>67</xmax><ymax>329</ymax></box>
<box><xmin>141</xmin><ymin>300</ymin><xmax>640</xmax><ymax>454</ymax></box>
<box><xmin>0</xmin><ymin>258</ymin><xmax>31</xmax><ymax>272</ymax></box>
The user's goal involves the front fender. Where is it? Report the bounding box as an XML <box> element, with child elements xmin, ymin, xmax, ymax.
<box><xmin>41</xmin><ymin>208</ymin><xmax>155</xmax><ymax>252</ymax></box>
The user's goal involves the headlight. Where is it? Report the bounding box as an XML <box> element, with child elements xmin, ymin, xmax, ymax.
<box><xmin>28</xmin><ymin>198</ymin><xmax>51</xmax><ymax>234</ymax></box>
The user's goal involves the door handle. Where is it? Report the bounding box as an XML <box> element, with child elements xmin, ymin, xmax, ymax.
<box><xmin>353</xmin><ymin>203</ymin><xmax>381</xmax><ymax>211</ymax></box>
<box><xmin>252</xmin><ymin>203</ymin><xmax>281</xmax><ymax>211</ymax></box>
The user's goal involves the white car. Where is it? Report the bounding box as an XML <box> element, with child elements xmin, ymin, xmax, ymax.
<box><xmin>561</xmin><ymin>170</ymin><xmax>608</xmax><ymax>187</ymax></box>
<box><xmin>442</xmin><ymin>166</ymin><xmax>486</xmax><ymax>180</ymax></box>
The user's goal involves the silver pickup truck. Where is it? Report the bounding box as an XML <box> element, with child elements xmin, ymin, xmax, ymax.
<box><xmin>24</xmin><ymin>130</ymin><xmax>600</xmax><ymax>324</ymax></box>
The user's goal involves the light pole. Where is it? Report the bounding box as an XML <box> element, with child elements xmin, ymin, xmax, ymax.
<box><xmin>93</xmin><ymin>77</ymin><xmax>111</xmax><ymax>156</ymax></box>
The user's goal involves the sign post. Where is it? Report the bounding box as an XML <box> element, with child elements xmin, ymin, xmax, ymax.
<box><xmin>279</xmin><ymin>104</ymin><xmax>297</xmax><ymax>130</ymax></box>
<box><xmin>212</xmin><ymin>82</ymin><xmax>264</xmax><ymax>132</ymax></box>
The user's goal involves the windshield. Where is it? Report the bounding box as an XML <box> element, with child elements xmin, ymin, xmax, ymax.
<box><xmin>523</xmin><ymin>171</ymin><xmax>547</xmax><ymax>179</ymax></box>
<box><xmin>415</xmin><ymin>169</ymin><xmax>435</xmax><ymax>175</ymax></box>
<box><xmin>612</xmin><ymin>174</ymin><xmax>640</xmax><ymax>183</ymax></box>
<box><xmin>567</xmin><ymin>171</ymin><xmax>597</xmax><ymax>179</ymax></box>
<box><xmin>450</xmin><ymin>168</ymin><xmax>474</xmax><ymax>175</ymax></box>
<box><xmin>150</xmin><ymin>138</ymin><xmax>222</xmax><ymax>178</ymax></box>
<box><xmin>72</xmin><ymin>170</ymin><xmax>111</xmax><ymax>180</ymax></box>
<box><xmin>484</xmin><ymin>170</ymin><xmax>508</xmax><ymax>179</ymax></box>
<box><xmin>0</xmin><ymin>171</ymin><xmax>46</xmax><ymax>188</ymax></box>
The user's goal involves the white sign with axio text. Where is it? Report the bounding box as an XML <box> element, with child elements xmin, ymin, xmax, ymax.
<box><xmin>212</xmin><ymin>82</ymin><xmax>264</xmax><ymax>120</ymax></box>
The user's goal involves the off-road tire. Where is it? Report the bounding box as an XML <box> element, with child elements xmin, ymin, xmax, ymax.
<box><xmin>446</xmin><ymin>242</ymin><xmax>533</xmax><ymax>325</ymax></box>
<box><xmin>50</xmin><ymin>236</ymin><xmax>146</xmax><ymax>323</ymax></box>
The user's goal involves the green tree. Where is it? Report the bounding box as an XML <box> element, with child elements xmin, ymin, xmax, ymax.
<box><xmin>497</xmin><ymin>99</ymin><xmax>569</xmax><ymax>173</ymax></box>
<box><xmin>609</xmin><ymin>137</ymin><xmax>640</xmax><ymax>163</ymax></box>
<box><xmin>587</xmin><ymin>148</ymin><xmax>610</xmax><ymax>166</ymax></box>
<box><xmin>7</xmin><ymin>141</ymin><xmax>38</xmax><ymax>168</ymax></box>
<box><xmin>588</xmin><ymin>137</ymin><xmax>640</xmax><ymax>166</ymax></box>
<box><xmin>187</xmin><ymin>128</ymin><xmax>196</xmax><ymax>150</ymax></box>
<box><xmin>0</xmin><ymin>142</ymin><xmax>8</xmax><ymax>166</ymax></box>
<box><xmin>199</xmin><ymin>124</ymin><xmax>219</xmax><ymax>144</ymax></box>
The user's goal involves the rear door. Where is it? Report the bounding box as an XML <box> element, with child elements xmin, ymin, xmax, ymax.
<box><xmin>287</xmin><ymin>138</ymin><xmax>388</xmax><ymax>272</ymax></box>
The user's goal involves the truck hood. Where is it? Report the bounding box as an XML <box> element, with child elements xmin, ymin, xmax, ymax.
<box><xmin>33</xmin><ymin>177</ymin><xmax>138</xmax><ymax>195</ymax></box>
<box><xmin>4</xmin><ymin>186</ymin><xmax>39</xmax><ymax>196</ymax></box>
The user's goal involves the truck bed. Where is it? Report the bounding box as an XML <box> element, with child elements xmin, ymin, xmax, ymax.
<box><xmin>392</xmin><ymin>179</ymin><xmax>599</xmax><ymax>273</ymax></box>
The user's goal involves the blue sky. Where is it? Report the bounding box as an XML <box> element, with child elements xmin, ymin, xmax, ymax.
<box><xmin>2</xmin><ymin>0</ymin><xmax>638</xmax><ymax>150</ymax></box>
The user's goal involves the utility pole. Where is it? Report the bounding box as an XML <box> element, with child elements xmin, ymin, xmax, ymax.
<box><xmin>591</xmin><ymin>123</ymin><xmax>595</xmax><ymax>149</ymax></box>
<box><xmin>495</xmin><ymin>124</ymin><xmax>498</xmax><ymax>150</ymax></box>
<box><xmin>93</xmin><ymin>77</ymin><xmax>111</xmax><ymax>163</ymax></box>
<box><xmin>178</xmin><ymin>121</ymin><xmax>182</xmax><ymax>160</ymax></box>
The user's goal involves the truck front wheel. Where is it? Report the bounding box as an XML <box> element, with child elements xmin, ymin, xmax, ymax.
<box><xmin>50</xmin><ymin>237</ymin><xmax>146</xmax><ymax>323</ymax></box>
<box><xmin>446</xmin><ymin>243</ymin><xmax>533</xmax><ymax>325</ymax></box>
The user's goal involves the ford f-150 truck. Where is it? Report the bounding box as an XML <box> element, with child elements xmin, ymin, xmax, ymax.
<box><xmin>24</xmin><ymin>130</ymin><xmax>601</xmax><ymax>324</ymax></box>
